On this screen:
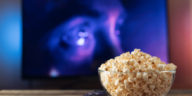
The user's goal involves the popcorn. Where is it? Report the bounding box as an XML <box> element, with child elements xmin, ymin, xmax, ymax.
<box><xmin>99</xmin><ymin>49</ymin><xmax>177</xmax><ymax>96</ymax></box>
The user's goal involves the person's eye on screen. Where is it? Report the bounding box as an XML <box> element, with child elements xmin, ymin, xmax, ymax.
<box><xmin>59</xmin><ymin>19</ymin><xmax>94</xmax><ymax>47</ymax></box>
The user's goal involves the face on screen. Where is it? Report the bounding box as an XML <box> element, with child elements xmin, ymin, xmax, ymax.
<box><xmin>42</xmin><ymin>0</ymin><xmax>126</xmax><ymax>76</ymax></box>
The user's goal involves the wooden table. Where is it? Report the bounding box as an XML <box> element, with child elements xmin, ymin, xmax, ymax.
<box><xmin>0</xmin><ymin>90</ymin><xmax>191</xmax><ymax>96</ymax></box>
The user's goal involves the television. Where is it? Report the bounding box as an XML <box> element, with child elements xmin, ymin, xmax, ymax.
<box><xmin>22</xmin><ymin>0</ymin><xmax>168</xmax><ymax>78</ymax></box>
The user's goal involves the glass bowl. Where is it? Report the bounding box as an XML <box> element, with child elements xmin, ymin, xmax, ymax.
<box><xmin>98</xmin><ymin>69</ymin><xmax>176</xmax><ymax>96</ymax></box>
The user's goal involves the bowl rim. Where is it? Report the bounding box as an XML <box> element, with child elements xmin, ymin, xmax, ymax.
<box><xmin>98</xmin><ymin>69</ymin><xmax>176</xmax><ymax>73</ymax></box>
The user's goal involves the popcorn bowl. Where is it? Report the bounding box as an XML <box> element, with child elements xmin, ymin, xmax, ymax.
<box><xmin>98</xmin><ymin>69</ymin><xmax>176</xmax><ymax>96</ymax></box>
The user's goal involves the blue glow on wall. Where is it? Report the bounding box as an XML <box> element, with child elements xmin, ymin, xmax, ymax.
<box><xmin>0</xmin><ymin>1</ymin><xmax>22</xmax><ymax>64</ymax></box>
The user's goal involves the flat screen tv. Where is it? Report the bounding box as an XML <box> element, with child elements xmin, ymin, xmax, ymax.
<box><xmin>22</xmin><ymin>0</ymin><xmax>168</xmax><ymax>78</ymax></box>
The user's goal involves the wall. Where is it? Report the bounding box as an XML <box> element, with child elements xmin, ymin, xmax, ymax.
<box><xmin>168</xmin><ymin>0</ymin><xmax>192</xmax><ymax>89</ymax></box>
<box><xmin>0</xmin><ymin>0</ymin><xmax>27</xmax><ymax>89</ymax></box>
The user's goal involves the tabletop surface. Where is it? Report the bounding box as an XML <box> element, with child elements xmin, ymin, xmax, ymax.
<box><xmin>0</xmin><ymin>90</ymin><xmax>192</xmax><ymax>96</ymax></box>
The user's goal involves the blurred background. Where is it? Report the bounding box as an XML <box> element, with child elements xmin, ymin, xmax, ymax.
<box><xmin>0</xmin><ymin>0</ymin><xmax>192</xmax><ymax>89</ymax></box>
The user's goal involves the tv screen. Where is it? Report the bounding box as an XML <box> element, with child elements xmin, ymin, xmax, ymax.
<box><xmin>22</xmin><ymin>0</ymin><xmax>168</xmax><ymax>78</ymax></box>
